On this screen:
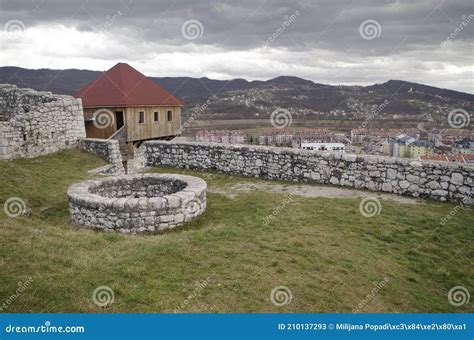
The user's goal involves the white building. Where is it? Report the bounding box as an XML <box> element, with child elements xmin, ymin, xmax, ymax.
<box><xmin>300</xmin><ymin>142</ymin><xmax>345</xmax><ymax>152</ymax></box>
<box><xmin>195</xmin><ymin>130</ymin><xmax>244</xmax><ymax>144</ymax></box>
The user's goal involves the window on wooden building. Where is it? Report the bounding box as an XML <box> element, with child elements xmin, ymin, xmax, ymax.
<box><xmin>167</xmin><ymin>110</ymin><xmax>172</xmax><ymax>122</ymax></box>
<box><xmin>138</xmin><ymin>111</ymin><xmax>145</xmax><ymax>124</ymax></box>
<box><xmin>154</xmin><ymin>111</ymin><xmax>159</xmax><ymax>122</ymax></box>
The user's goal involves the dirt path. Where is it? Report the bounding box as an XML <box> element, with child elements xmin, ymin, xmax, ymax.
<box><xmin>209</xmin><ymin>181</ymin><xmax>421</xmax><ymax>204</ymax></box>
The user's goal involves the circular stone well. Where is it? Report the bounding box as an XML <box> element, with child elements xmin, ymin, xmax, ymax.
<box><xmin>67</xmin><ymin>174</ymin><xmax>206</xmax><ymax>234</ymax></box>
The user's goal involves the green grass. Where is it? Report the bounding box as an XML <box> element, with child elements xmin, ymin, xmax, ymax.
<box><xmin>0</xmin><ymin>150</ymin><xmax>473</xmax><ymax>313</ymax></box>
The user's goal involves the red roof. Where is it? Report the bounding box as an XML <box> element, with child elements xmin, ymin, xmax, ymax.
<box><xmin>421</xmin><ymin>154</ymin><xmax>467</xmax><ymax>163</ymax></box>
<box><xmin>74</xmin><ymin>63</ymin><xmax>183</xmax><ymax>107</ymax></box>
<box><xmin>465</xmin><ymin>154</ymin><xmax>474</xmax><ymax>161</ymax></box>
<box><xmin>421</xmin><ymin>155</ymin><xmax>447</xmax><ymax>162</ymax></box>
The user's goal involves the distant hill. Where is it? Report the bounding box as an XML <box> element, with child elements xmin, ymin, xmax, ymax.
<box><xmin>0</xmin><ymin>66</ymin><xmax>472</xmax><ymax>127</ymax></box>
<box><xmin>0</xmin><ymin>67</ymin><xmax>99</xmax><ymax>96</ymax></box>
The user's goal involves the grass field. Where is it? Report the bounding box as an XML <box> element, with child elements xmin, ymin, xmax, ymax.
<box><xmin>0</xmin><ymin>150</ymin><xmax>473</xmax><ymax>313</ymax></box>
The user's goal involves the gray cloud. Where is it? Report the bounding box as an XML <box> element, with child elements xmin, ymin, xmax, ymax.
<box><xmin>1</xmin><ymin>0</ymin><xmax>473</xmax><ymax>92</ymax></box>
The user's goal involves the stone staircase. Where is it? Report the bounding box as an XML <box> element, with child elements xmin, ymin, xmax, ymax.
<box><xmin>108</xmin><ymin>126</ymin><xmax>133</xmax><ymax>161</ymax></box>
<box><xmin>106</xmin><ymin>126</ymin><xmax>146</xmax><ymax>173</ymax></box>
<box><xmin>118</xmin><ymin>140</ymin><xmax>131</xmax><ymax>161</ymax></box>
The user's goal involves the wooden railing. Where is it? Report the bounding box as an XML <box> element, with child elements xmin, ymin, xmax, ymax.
<box><xmin>108</xmin><ymin>126</ymin><xmax>126</xmax><ymax>140</ymax></box>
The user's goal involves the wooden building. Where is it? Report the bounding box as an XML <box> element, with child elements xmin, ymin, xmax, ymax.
<box><xmin>74</xmin><ymin>63</ymin><xmax>183</xmax><ymax>146</ymax></box>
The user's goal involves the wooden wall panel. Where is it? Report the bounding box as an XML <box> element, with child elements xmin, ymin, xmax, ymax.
<box><xmin>82</xmin><ymin>106</ymin><xmax>181</xmax><ymax>142</ymax></box>
<box><xmin>125</xmin><ymin>106</ymin><xmax>181</xmax><ymax>142</ymax></box>
<box><xmin>83</xmin><ymin>107</ymin><xmax>123</xmax><ymax>139</ymax></box>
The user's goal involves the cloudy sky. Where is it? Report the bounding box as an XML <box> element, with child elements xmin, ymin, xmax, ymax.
<box><xmin>1</xmin><ymin>0</ymin><xmax>473</xmax><ymax>93</ymax></box>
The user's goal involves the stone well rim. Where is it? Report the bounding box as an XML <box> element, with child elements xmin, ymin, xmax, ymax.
<box><xmin>67</xmin><ymin>173</ymin><xmax>207</xmax><ymax>211</ymax></box>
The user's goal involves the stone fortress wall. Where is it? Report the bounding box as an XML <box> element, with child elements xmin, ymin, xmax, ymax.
<box><xmin>145</xmin><ymin>141</ymin><xmax>473</xmax><ymax>204</ymax></box>
<box><xmin>0</xmin><ymin>84</ymin><xmax>85</xmax><ymax>160</ymax></box>
<box><xmin>76</xmin><ymin>138</ymin><xmax>146</xmax><ymax>175</ymax></box>
<box><xmin>1</xmin><ymin>84</ymin><xmax>472</xmax><ymax>205</ymax></box>
<box><xmin>77</xmin><ymin>138</ymin><xmax>125</xmax><ymax>175</ymax></box>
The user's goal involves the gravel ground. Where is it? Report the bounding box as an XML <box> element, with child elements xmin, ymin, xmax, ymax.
<box><xmin>209</xmin><ymin>181</ymin><xmax>421</xmax><ymax>204</ymax></box>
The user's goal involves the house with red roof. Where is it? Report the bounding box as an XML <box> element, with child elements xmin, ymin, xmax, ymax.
<box><xmin>74</xmin><ymin>62</ymin><xmax>183</xmax><ymax>143</ymax></box>
<box><xmin>420</xmin><ymin>154</ymin><xmax>468</xmax><ymax>164</ymax></box>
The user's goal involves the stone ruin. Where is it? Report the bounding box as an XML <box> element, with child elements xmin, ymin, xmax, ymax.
<box><xmin>145</xmin><ymin>140</ymin><xmax>473</xmax><ymax>205</ymax></box>
<box><xmin>67</xmin><ymin>174</ymin><xmax>207</xmax><ymax>234</ymax></box>
<box><xmin>0</xmin><ymin>84</ymin><xmax>85</xmax><ymax>160</ymax></box>
<box><xmin>0</xmin><ymin>83</ymin><xmax>472</xmax><ymax>231</ymax></box>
